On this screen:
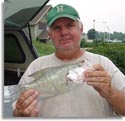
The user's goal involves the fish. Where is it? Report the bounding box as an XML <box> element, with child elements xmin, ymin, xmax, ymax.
<box><xmin>19</xmin><ymin>60</ymin><xmax>86</xmax><ymax>100</ymax></box>
<box><xmin>7</xmin><ymin>60</ymin><xmax>94</xmax><ymax>102</ymax></box>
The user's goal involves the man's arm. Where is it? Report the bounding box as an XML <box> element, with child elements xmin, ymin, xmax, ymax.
<box><xmin>106</xmin><ymin>88</ymin><xmax>125</xmax><ymax>115</ymax></box>
<box><xmin>84</xmin><ymin>64</ymin><xmax>125</xmax><ymax>115</ymax></box>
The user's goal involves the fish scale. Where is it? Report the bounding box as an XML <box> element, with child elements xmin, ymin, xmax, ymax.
<box><xmin>20</xmin><ymin>61</ymin><xmax>85</xmax><ymax>99</ymax></box>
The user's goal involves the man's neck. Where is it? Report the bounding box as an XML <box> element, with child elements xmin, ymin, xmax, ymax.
<box><xmin>55</xmin><ymin>48</ymin><xmax>84</xmax><ymax>61</ymax></box>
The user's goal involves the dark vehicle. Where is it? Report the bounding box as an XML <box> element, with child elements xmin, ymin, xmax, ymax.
<box><xmin>4</xmin><ymin>0</ymin><xmax>50</xmax><ymax>118</ymax></box>
<box><xmin>4</xmin><ymin>0</ymin><xmax>50</xmax><ymax>85</ymax></box>
<box><xmin>4</xmin><ymin>20</ymin><xmax>38</xmax><ymax>85</ymax></box>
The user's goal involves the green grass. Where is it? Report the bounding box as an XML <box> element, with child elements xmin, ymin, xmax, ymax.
<box><xmin>33</xmin><ymin>40</ymin><xmax>125</xmax><ymax>74</ymax></box>
<box><xmin>33</xmin><ymin>40</ymin><xmax>55</xmax><ymax>56</ymax></box>
<box><xmin>86</xmin><ymin>42</ymin><xmax>125</xmax><ymax>74</ymax></box>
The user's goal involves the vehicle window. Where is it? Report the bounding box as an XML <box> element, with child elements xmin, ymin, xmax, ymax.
<box><xmin>4</xmin><ymin>34</ymin><xmax>25</xmax><ymax>63</ymax></box>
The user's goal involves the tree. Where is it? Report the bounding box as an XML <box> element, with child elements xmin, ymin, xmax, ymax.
<box><xmin>87</xmin><ymin>29</ymin><xmax>96</xmax><ymax>40</ymax></box>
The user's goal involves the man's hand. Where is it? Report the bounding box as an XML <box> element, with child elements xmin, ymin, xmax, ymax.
<box><xmin>84</xmin><ymin>64</ymin><xmax>125</xmax><ymax>115</ymax></box>
<box><xmin>84</xmin><ymin>64</ymin><xmax>112</xmax><ymax>98</ymax></box>
<box><xmin>13</xmin><ymin>89</ymin><xmax>40</xmax><ymax>117</ymax></box>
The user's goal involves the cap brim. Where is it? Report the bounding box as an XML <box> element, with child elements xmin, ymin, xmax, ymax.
<box><xmin>48</xmin><ymin>14</ymin><xmax>78</xmax><ymax>26</ymax></box>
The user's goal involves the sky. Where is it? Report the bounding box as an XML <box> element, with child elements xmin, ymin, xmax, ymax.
<box><xmin>47</xmin><ymin>0</ymin><xmax>125</xmax><ymax>33</ymax></box>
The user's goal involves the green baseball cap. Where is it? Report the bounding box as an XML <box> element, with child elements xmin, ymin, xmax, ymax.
<box><xmin>47</xmin><ymin>4</ymin><xmax>80</xmax><ymax>26</ymax></box>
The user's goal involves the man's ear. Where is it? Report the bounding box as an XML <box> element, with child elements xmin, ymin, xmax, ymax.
<box><xmin>48</xmin><ymin>32</ymin><xmax>52</xmax><ymax>40</ymax></box>
<box><xmin>80</xmin><ymin>23</ymin><xmax>83</xmax><ymax>33</ymax></box>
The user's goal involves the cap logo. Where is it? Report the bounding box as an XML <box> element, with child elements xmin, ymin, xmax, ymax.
<box><xmin>56</xmin><ymin>5</ymin><xmax>64</xmax><ymax>12</ymax></box>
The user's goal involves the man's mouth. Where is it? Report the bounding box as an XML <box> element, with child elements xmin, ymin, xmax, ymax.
<box><xmin>60</xmin><ymin>37</ymin><xmax>72</xmax><ymax>44</ymax></box>
<box><xmin>60</xmin><ymin>39</ymin><xmax>71</xmax><ymax>44</ymax></box>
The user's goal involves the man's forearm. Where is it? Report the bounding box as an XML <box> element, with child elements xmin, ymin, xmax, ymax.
<box><xmin>106</xmin><ymin>88</ymin><xmax>125</xmax><ymax>115</ymax></box>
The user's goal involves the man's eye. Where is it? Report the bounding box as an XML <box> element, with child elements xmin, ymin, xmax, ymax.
<box><xmin>52</xmin><ymin>26</ymin><xmax>60</xmax><ymax>31</ymax></box>
<box><xmin>67</xmin><ymin>24</ymin><xmax>74</xmax><ymax>28</ymax></box>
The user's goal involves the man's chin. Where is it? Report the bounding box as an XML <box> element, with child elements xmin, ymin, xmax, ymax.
<box><xmin>60</xmin><ymin>46</ymin><xmax>74</xmax><ymax>50</ymax></box>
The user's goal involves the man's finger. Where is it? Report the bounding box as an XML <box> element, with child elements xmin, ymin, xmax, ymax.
<box><xmin>23</xmin><ymin>99</ymin><xmax>38</xmax><ymax>116</ymax></box>
<box><xmin>93</xmin><ymin>64</ymin><xmax>105</xmax><ymax>71</ymax></box>
<box><xmin>21</xmin><ymin>91</ymin><xmax>39</xmax><ymax>108</ymax></box>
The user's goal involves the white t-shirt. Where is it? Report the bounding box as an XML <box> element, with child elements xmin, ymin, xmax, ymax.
<box><xmin>18</xmin><ymin>51</ymin><xmax>125</xmax><ymax>117</ymax></box>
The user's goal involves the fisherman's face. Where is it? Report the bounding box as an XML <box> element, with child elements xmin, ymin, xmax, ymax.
<box><xmin>49</xmin><ymin>17</ymin><xmax>83</xmax><ymax>51</ymax></box>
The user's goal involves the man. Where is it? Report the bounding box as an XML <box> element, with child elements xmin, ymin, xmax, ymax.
<box><xmin>13</xmin><ymin>4</ymin><xmax>125</xmax><ymax>117</ymax></box>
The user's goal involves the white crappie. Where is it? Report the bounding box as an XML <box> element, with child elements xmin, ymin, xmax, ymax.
<box><xmin>20</xmin><ymin>61</ymin><xmax>85</xmax><ymax>99</ymax></box>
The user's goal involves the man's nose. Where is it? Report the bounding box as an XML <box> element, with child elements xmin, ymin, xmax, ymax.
<box><xmin>61</xmin><ymin>26</ymin><xmax>68</xmax><ymax>35</ymax></box>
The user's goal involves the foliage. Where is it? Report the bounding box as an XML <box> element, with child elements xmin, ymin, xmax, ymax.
<box><xmin>87</xmin><ymin>29</ymin><xmax>96</xmax><ymax>40</ymax></box>
<box><xmin>33</xmin><ymin>40</ymin><xmax>55</xmax><ymax>56</ymax></box>
<box><xmin>80</xmin><ymin>39</ymin><xmax>87</xmax><ymax>47</ymax></box>
<box><xmin>87</xmin><ymin>28</ymin><xmax>125</xmax><ymax>41</ymax></box>
<box><xmin>33</xmin><ymin>40</ymin><xmax>125</xmax><ymax>74</ymax></box>
<box><xmin>86</xmin><ymin>43</ymin><xmax>125</xmax><ymax>74</ymax></box>
<box><xmin>93</xmin><ymin>31</ymin><xmax>125</xmax><ymax>41</ymax></box>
